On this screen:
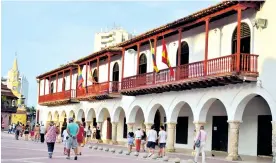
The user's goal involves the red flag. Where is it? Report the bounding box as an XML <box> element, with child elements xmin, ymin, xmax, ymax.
<box><xmin>162</xmin><ymin>38</ymin><xmax>174</xmax><ymax>77</ymax></box>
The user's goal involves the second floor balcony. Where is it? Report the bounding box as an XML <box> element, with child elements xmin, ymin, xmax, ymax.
<box><xmin>38</xmin><ymin>90</ymin><xmax>78</xmax><ymax>106</ymax></box>
<box><xmin>121</xmin><ymin>53</ymin><xmax>259</xmax><ymax>96</ymax></box>
<box><xmin>76</xmin><ymin>81</ymin><xmax>121</xmax><ymax>101</ymax></box>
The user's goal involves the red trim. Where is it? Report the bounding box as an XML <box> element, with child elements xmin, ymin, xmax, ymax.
<box><xmin>62</xmin><ymin>71</ymin><xmax>65</xmax><ymax>91</ymax></box>
<box><xmin>204</xmin><ymin>18</ymin><xmax>210</xmax><ymax>76</ymax></box>
<box><xmin>56</xmin><ymin>73</ymin><xmax>58</xmax><ymax>93</ymax></box>
<box><xmin>121</xmin><ymin>48</ymin><xmax>125</xmax><ymax>81</ymax></box>
<box><xmin>49</xmin><ymin>76</ymin><xmax>51</xmax><ymax>94</ymax></box>
<box><xmin>136</xmin><ymin>44</ymin><xmax>140</xmax><ymax>75</ymax></box>
<box><xmin>107</xmin><ymin>53</ymin><xmax>111</xmax><ymax>83</ymax></box>
<box><xmin>70</xmin><ymin>68</ymin><xmax>72</xmax><ymax>90</ymax></box>
<box><xmin>44</xmin><ymin>78</ymin><xmax>46</xmax><ymax>95</ymax></box>
<box><xmin>38</xmin><ymin>79</ymin><xmax>40</xmax><ymax>97</ymax></box>
<box><xmin>97</xmin><ymin>58</ymin><xmax>99</xmax><ymax>78</ymax></box>
<box><xmin>85</xmin><ymin>62</ymin><xmax>88</xmax><ymax>90</ymax></box>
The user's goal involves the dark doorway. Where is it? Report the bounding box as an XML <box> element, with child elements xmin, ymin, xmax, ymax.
<box><xmin>232</xmin><ymin>22</ymin><xmax>251</xmax><ymax>71</ymax></box>
<box><xmin>112</xmin><ymin>62</ymin><xmax>119</xmax><ymax>81</ymax></box>
<box><xmin>123</xmin><ymin>118</ymin><xmax>127</xmax><ymax>138</ymax></box>
<box><xmin>93</xmin><ymin>118</ymin><xmax>97</xmax><ymax>127</ymax></box>
<box><xmin>154</xmin><ymin>110</ymin><xmax>161</xmax><ymax>134</ymax></box>
<box><xmin>176</xmin><ymin>41</ymin><xmax>189</xmax><ymax>66</ymax></box>
<box><xmin>212</xmin><ymin>116</ymin><xmax>228</xmax><ymax>152</ymax></box>
<box><xmin>93</xmin><ymin>69</ymin><xmax>98</xmax><ymax>83</ymax></box>
<box><xmin>50</xmin><ymin>82</ymin><xmax>54</xmax><ymax>94</ymax></box>
<box><xmin>257</xmin><ymin>115</ymin><xmax>272</xmax><ymax>156</ymax></box>
<box><xmin>63</xmin><ymin>79</ymin><xmax>66</xmax><ymax>91</ymax></box>
<box><xmin>139</xmin><ymin>53</ymin><xmax>147</xmax><ymax>74</ymax></box>
<box><xmin>176</xmin><ymin>117</ymin><xmax>188</xmax><ymax>144</ymax></box>
<box><xmin>106</xmin><ymin>117</ymin><xmax>112</xmax><ymax>140</ymax></box>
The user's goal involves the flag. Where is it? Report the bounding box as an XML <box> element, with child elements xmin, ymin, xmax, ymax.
<box><xmin>77</xmin><ymin>65</ymin><xmax>84</xmax><ymax>88</ymax></box>
<box><xmin>149</xmin><ymin>39</ymin><xmax>159</xmax><ymax>73</ymax></box>
<box><xmin>162</xmin><ymin>38</ymin><xmax>174</xmax><ymax>77</ymax></box>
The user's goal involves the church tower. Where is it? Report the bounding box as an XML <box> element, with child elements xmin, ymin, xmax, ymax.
<box><xmin>7</xmin><ymin>57</ymin><xmax>21</xmax><ymax>98</ymax></box>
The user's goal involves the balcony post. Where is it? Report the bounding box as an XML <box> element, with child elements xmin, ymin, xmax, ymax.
<box><xmin>136</xmin><ymin>43</ymin><xmax>140</xmax><ymax>75</ymax></box>
<box><xmin>204</xmin><ymin>18</ymin><xmax>210</xmax><ymax>76</ymax></box>
<box><xmin>49</xmin><ymin>76</ymin><xmax>51</xmax><ymax>94</ymax></box>
<box><xmin>97</xmin><ymin>57</ymin><xmax>99</xmax><ymax>80</ymax></box>
<box><xmin>236</xmin><ymin>7</ymin><xmax>242</xmax><ymax>72</ymax></box>
<box><xmin>70</xmin><ymin>68</ymin><xmax>72</xmax><ymax>97</ymax></box>
<box><xmin>85</xmin><ymin>62</ymin><xmax>88</xmax><ymax>93</ymax></box>
<box><xmin>107</xmin><ymin>53</ymin><xmax>111</xmax><ymax>92</ymax></box>
<box><xmin>37</xmin><ymin>79</ymin><xmax>40</xmax><ymax>103</ymax></box>
<box><xmin>43</xmin><ymin>77</ymin><xmax>46</xmax><ymax>95</ymax></box>
<box><xmin>62</xmin><ymin>70</ymin><xmax>65</xmax><ymax>91</ymax></box>
<box><xmin>56</xmin><ymin>73</ymin><xmax>58</xmax><ymax>93</ymax></box>
<box><xmin>121</xmin><ymin>48</ymin><xmax>125</xmax><ymax>81</ymax></box>
<box><xmin>177</xmin><ymin>29</ymin><xmax>182</xmax><ymax>80</ymax></box>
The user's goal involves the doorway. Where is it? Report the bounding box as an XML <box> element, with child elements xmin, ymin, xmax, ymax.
<box><xmin>212</xmin><ymin>116</ymin><xmax>228</xmax><ymax>152</ymax></box>
<box><xmin>257</xmin><ymin>115</ymin><xmax>272</xmax><ymax>156</ymax></box>
<box><xmin>176</xmin><ymin>117</ymin><xmax>188</xmax><ymax>144</ymax></box>
<box><xmin>154</xmin><ymin>110</ymin><xmax>161</xmax><ymax>134</ymax></box>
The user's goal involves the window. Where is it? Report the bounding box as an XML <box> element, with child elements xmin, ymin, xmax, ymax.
<box><xmin>112</xmin><ymin>63</ymin><xmax>119</xmax><ymax>81</ymax></box>
<box><xmin>139</xmin><ymin>53</ymin><xmax>147</xmax><ymax>74</ymax></box>
<box><xmin>50</xmin><ymin>82</ymin><xmax>54</xmax><ymax>94</ymax></box>
<box><xmin>93</xmin><ymin>69</ymin><xmax>98</xmax><ymax>83</ymax></box>
<box><xmin>176</xmin><ymin>41</ymin><xmax>189</xmax><ymax>66</ymax></box>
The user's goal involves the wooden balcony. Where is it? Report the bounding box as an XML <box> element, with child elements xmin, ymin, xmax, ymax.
<box><xmin>121</xmin><ymin>54</ymin><xmax>259</xmax><ymax>96</ymax></box>
<box><xmin>38</xmin><ymin>89</ymin><xmax>78</xmax><ymax>106</ymax></box>
<box><xmin>76</xmin><ymin>81</ymin><xmax>121</xmax><ymax>101</ymax></box>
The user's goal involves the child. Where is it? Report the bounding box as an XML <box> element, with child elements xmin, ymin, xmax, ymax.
<box><xmin>127</xmin><ymin>132</ymin><xmax>134</xmax><ymax>153</ymax></box>
<box><xmin>62</xmin><ymin>128</ymin><xmax>69</xmax><ymax>155</ymax></box>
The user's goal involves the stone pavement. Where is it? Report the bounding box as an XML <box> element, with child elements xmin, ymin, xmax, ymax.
<box><xmin>1</xmin><ymin>132</ymin><xmax>271</xmax><ymax>163</ymax></box>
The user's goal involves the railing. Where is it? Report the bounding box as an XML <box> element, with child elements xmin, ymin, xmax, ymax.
<box><xmin>122</xmin><ymin>54</ymin><xmax>258</xmax><ymax>90</ymax></box>
<box><xmin>76</xmin><ymin>81</ymin><xmax>121</xmax><ymax>98</ymax></box>
<box><xmin>38</xmin><ymin>89</ymin><xmax>75</xmax><ymax>103</ymax></box>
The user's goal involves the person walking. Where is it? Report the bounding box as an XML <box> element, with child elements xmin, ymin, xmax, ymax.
<box><xmin>15</xmin><ymin>123</ymin><xmax>22</xmax><ymax>140</ymax></box>
<box><xmin>34</xmin><ymin>124</ymin><xmax>40</xmax><ymax>142</ymax></box>
<box><xmin>76</xmin><ymin>122</ymin><xmax>84</xmax><ymax>155</ymax></box>
<box><xmin>62</xmin><ymin>128</ymin><xmax>69</xmax><ymax>155</ymax></box>
<box><xmin>141</xmin><ymin>129</ymin><xmax>147</xmax><ymax>152</ymax></box>
<box><xmin>158</xmin><ymin>126</ymin><xmax>167</xmax><ymax>158</ymax></box>
<box><xmin>134</xmin><ymin>128</ymin><xmax>143</xmax><ymax>152</ymax></box>
<box><xmin>40</xmin><ymin>124</ymin><xmax>46</xmax><ymax>143</ymax></box>
<box><xmin>66</xmin><ymin>117</ymin><xmax>79</xmax><ymax>160</ymax></box>
<box><xmin>127</xmin><ymin>131</ymin><xmax>134</xmax><ymax>153</ymax></box>
<box><xmin>95</xmin><ymin>126</ymin><xmax>101</xmax><ymax>144</ymax></box>
<box><xmin>147</xmin><ymin>125</ymin><xmax>157</xmax><ymax>157</ymax></box>
<box><xmin>86</xmin><ymin>126</ymin><xmax>92</xmax><ymax>148</ymax></box>
<box><xmin>194</xmin><ymin>125</ymin><xmax>207</xmax><ymax>163</ymax></box>
<box><xmin>45</xmin><ymin>121</ymin><xmax>59</xmax><ymax>158</ymax></box>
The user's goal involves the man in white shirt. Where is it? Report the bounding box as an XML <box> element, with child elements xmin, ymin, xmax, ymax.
<box><xmin>134</xmin><ymin>128</ymin><xmax>143</xmax><ymax>152</ymax></box>
<box><xmin>40</xmin><ymin>124</ymin><xmax>46</xmax><ymax>143</ymax></box>
<box><xmin>146</xmin><ymin>125</ymin><xmax>157</xmax><ymax>157</ymax></box>
<box><xmin>158</xmin><ymin>126</ymin><xmax>167</xmax><ymax>158</ymax></box>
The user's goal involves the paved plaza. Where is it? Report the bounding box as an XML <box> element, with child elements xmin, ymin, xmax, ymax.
<box><xmin>1</xmin><ymin>132</ymin><xmax>271</xmax><ymax>163</ymax></box>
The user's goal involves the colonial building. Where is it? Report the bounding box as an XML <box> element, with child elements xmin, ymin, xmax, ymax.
<box><xmin>36</xmin><ymin>1</ymin><xmax>276</xmax><ymax>162</ymax></box>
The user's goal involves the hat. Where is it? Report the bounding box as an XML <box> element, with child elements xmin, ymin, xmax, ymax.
<box><xmin>69</xmin><ymin>117</ymin><xmax>74</xmax><ymax>122</ymax></box>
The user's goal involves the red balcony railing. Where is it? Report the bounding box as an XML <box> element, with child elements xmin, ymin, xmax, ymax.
<box><xmin>76</xmin><ymin>81</ymin><xmax>121</xmax><ymax>98</ymax></box>
<box><xmin>121</xmin><ymin>54</ymin><xmax>258</xmax><ymax>90</ymax></box>
<box><xmin>38</xmin><ymin>89</ymin><xmax>76</xmax><ymax>104</ymax></box>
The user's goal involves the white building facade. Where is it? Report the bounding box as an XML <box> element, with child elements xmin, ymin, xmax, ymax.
<box><xmin>36</xmin><ymin>1</ymin><xmax>276</xmax><ymax>162</ymax></box>
<box><xmin>94</xmin><ymin>28</ymin><xmax>133</xmax><ymax>52</ymax></box>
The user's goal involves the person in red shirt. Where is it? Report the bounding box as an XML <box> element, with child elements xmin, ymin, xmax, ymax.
<box><xmin>76</xmin><ymin>122</ymin><xmax>84</xmax><ymax>155</ymax></box>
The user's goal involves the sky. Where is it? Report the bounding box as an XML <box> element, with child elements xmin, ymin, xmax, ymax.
<box><xmin>1</xmin><ymin>1</ymin><xmax>219</xmax><ymax>107</ymax></box>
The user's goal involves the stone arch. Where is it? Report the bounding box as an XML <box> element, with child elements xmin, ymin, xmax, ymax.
<box><xmin>60</xmin><ymin>111</ymin><xmax>67</xmax><ymax>121</ymax></box>
<box><xmin>47</xmin><ymin>112</ymin><xmax>52</xmax><ymax>121</ymax></box>
<box><xmin>145</xmin><ymin>103</ymin><xmax>166</xmax><ymax>124</ymax></box>
<box><xmin>69</xmin><ymin>110</ymin><xmax>76</xmax><ymax>119</ymax></box>
<box><xmin>196</xmin><ymin>97</ymin><xmax>229</xmax><ymax>122</ymax></box>
<box><xmin>127</xmin><ymin>105</ymin><xmax>145</xmax><ymax>124</ymax></box>
<box><xmin>112</xmin><ymin>106</ymin><xmax>126</xmax><ymax>123</ymax></box>
<box><xmin>77</xmin><ymin>109</ymin><xmax>85</xmax><ymax>122</ymax></box>
<box><xmin>231</xmin><ymin>92</ymin><xmax>276</xmax><ymax>121</ymax></box>
<box><xmin>86</xmin><ymin>108</ymin><xmax>96</xmax><ymax>121</ymax></box>
<box><xmin>97</xmin><ymin>108</ymin><xmax>111</xmax><ymax>123</ymax></box>
<box><xmin>169</xmin><ymin>101</ymin><xmax>194</xmax><ymax>123</ymax></box>
<box><xmin>53</xmin><ymin>111</ymin><xmax>59</xmax><ymax>122</ymax></box>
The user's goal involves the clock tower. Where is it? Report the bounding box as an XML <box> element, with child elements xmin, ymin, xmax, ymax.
<box><xmin>7</xmin><ymin>57</ymin><xmax>21</xmax><ymax>98</ymax></box>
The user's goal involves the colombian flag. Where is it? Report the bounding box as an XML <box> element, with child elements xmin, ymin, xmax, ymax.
<box><xmin>149</xmin><ymin>39</ymin><xmax>159</xmax><ymax>73</ymax></box>
<box><xmin>77</xmin><ymin>65</ymin><xmax>84</xmax><ymax>88</ymax></box>
<box><xmin>162</xmin><ymin>38</ymin><xmax>174</xmax><ymax>77</ymax></box>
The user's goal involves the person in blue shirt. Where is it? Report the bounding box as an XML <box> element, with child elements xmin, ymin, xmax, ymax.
<box><xmin>66</xmin><ymin>117</ymin><xmax>79</xmax><ymax>160</ymax></box>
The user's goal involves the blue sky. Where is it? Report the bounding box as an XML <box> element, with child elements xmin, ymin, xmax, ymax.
<box><xmin>1</xmin><ymin>1</ymin><xmax>218</xmax><ymax>106</ymax></box>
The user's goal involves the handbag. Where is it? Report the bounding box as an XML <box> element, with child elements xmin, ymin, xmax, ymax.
<box><xmin>195</xmin><ymin>131</ymin><xmax>201</xmax><ymax>148</ymax></box>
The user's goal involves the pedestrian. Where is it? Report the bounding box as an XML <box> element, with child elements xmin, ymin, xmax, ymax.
<box><xmin>45</xmin><ymin>121</ymin><xmax>59</xmax><ymax>158</ymax></box>
<box><xmin>40</xmin><ymin>124</ymin><xmax>46</xmax><ymax>143</ymax></box>
<box><xmin>12</xmin><ymin>123</ymin><xmax>16</xmax><ymax>133</ymax></box>
<box><xmin>66</xmin><ymin>117</ymin><xmax>79</xmax><ymax>160</ymax></box>
<box><xmin>141</xmin><ymin>129</ymin><xmax>147</xmax><ymax>152</ymax></box>
<box><xmin>62</xmin><ymin>127</ymin><xmax>69</xmax><ymax>155</ymax></box>
<box><xmin>92</xmin><ymin>126</ymin><xmax>96</xmax><ymax>140</ymax></box>
<box><xmin>95</xmin><ymin>126</ymin><xmax>101</xmax><ymax>143</ymax></box>
<box><xmin>146</xmin><ymin>125</ymin><xmax>157</xmax><ymax>157</ymax></box>
<box><xmin>34</xmin><ymin>124</ymin><xmax>40</xmax><ymax>142</ymax></box>
<box><xmin>158</xmin><ymin>126</ymin><xmax>167</xmax><ymax>158</ymax></box>
<box><xmin>20</xmin><ymin>124</ymin><xmax>24</xmax><ymax>137</ymax></box>
<box><xmin>194</xmin><ymin>125</ymin><xmax>207</xmax><ymax>163</ymax></box>
<box><xmin>8</xmin><ymin>124</ymin><xmax>12</xmax><ymax>134</ymax></box>
<box><xmin>127</xmin><ymin>131</ymin><xmax>134</xmax><ymax>153</ymax></box>
<box><xmin>86</xmin><ymin>126</ymin><xmax>92</xmax><ymax>148</ymax></box>
<box><xmin>76</xmin><ymin>122</ymin><xmax>84</xmax><ymax>155</ymax></box>
<box><xmin>15</xmin><ymin>122</ymin><xmax>21</xmax><ymax>140</ymax></box>
<box><xmin>24</xmin><ymin>124</ymin><xmax>30</xmax><ymax>141</ymax></box>
<box><xmin>134</xmin><ymin>128</ymin><xmax>143</xmax><ymax>152</ymax></box>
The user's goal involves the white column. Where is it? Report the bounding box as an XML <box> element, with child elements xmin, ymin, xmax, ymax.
<box><xmin>226</xmin><ymin>121</ymin><xmax>242</xmax><ymax>161</ymax></box>
<box><xmin>111</xmin><ymin>122</ymin><xmax>118</xmax><ymax>145</ymax></box>
<box><xmin>166</xmin><ymin>123</ymin><xmax>176</xmax><ymax>152</ymax></box>
<box><xmin>127</xmin><ymin>123</ymin><xmax>134</xmax><ymax>132</ymax></box>
<box><xmin>272</xmin><ymin>121</ymin><xmax>276</xmax><ymax>163</ymax></box>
